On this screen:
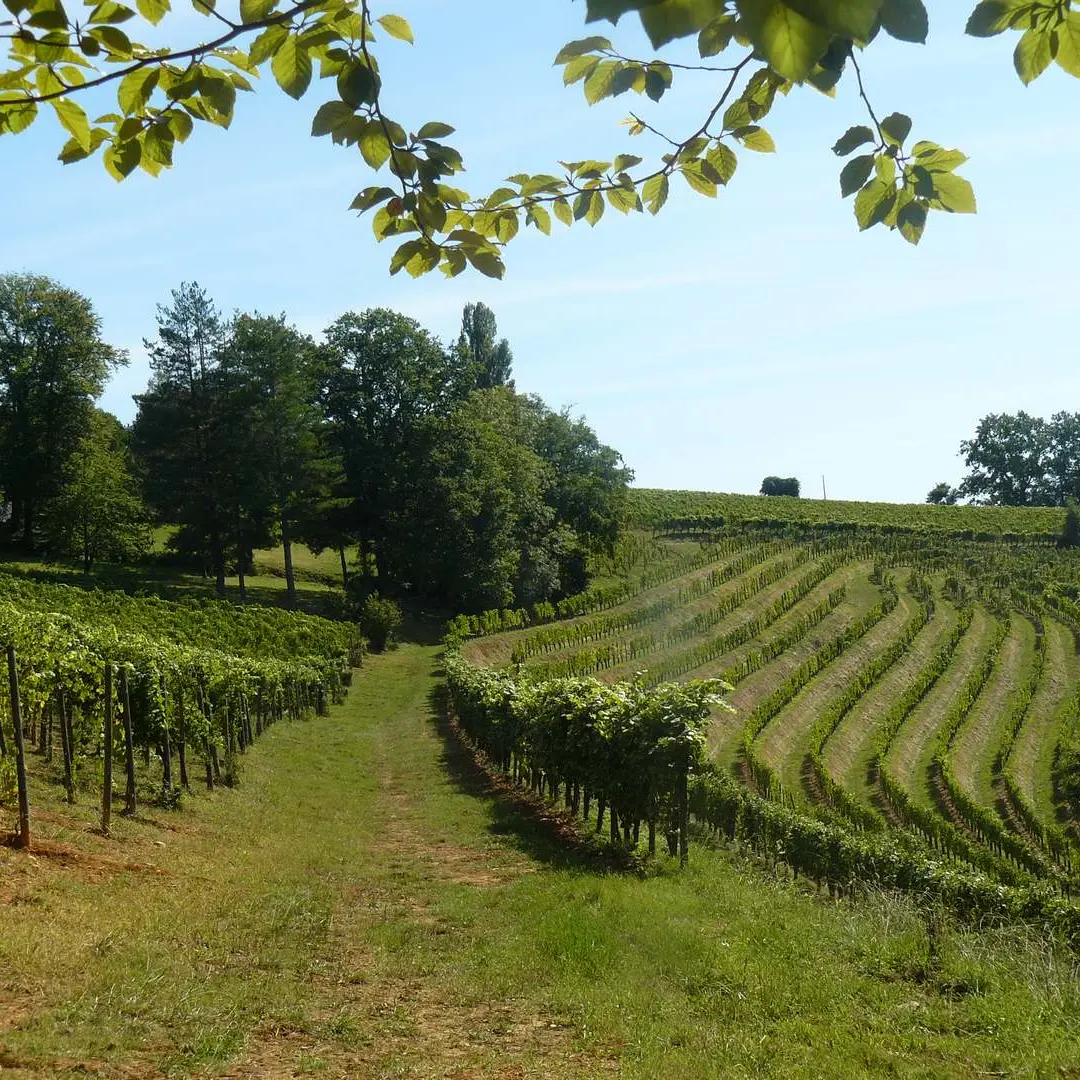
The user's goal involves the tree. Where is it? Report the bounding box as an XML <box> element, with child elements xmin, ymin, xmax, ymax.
<box><xmin>0</xmin><ymin>273</ymin><xmax>125</xmax><ymax>545</ymax></box>
<box><xmin>2</xmin><ymin>2</ymin><xmax>1077</xmax><ymax>279</ymax></box>
<box><xmin>131</xmin><ymin>282</ymin><xmax>232</xmax><ymax>591</ymax></box>
<box><xmin>218</xmin><ymin>312</ymin><xmax>325</xmax><ymax>606</ymax></box>
<box><xmin>760</xmin><ymin>476</ymin><xmax>799</xmax><ymax>497</ymax></box>
<box><xmin>39</xmin><ymin>409</ymin><xmax>151</xmax><ymax>573</ymax></box>
<box><xmin>958</xmin><ymin>411</ymin><xmax>1056</xmax><ymax>506</ymax></box>
<box><xmin>925</xmin><ymin>482</ymin><xmax>958</xmax><ymax>505</ymax></box>
<box><xmin>318</xmin><ymin>307</ymin><xmax>470</xmax><ymax>581</ymax></box>
<box><xmin>457</xmin><ymin>302</ymin><xmax>513</xmax><ymax>390</ymax></box>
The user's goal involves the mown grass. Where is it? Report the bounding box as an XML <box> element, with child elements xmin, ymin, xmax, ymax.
<box><xmin>3</xmin><ymin>641</ymin><xmax>1080</xmax><ymax>1077</ymax></box>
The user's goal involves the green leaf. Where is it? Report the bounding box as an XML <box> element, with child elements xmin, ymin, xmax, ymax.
<box><xmin>310</xmin><ymin>100</ymin><xmax>354</xmax><ymax>138</ymax></box>
<box><xmin>526</xmin><ymin>204</ymin><xmax>552</xmax><ymax>234</ymax></box>
<box><xmin>832</xmin><ymin>124</ymin><xmax>874</xmax><ymax>155</ymax></box>
<box><xmin>965</xmin><ymin>1</ymin><xmax>1012</xmax><ymax>37</ymax></box>
<box><xmin>562</xmin><ymin>54</ymin><xmax>600</xmax><ymax>85</ymax></box>
<box><xmin>52</xmin><ymin>97</ymin><xmax>90</xmax><ymax>150</ymax></box>
<box><xmin>239</xmin><ymin>0</ymin><xmax>274</xmax><ymax>23</ymax></box>
<box><xmin>642</xmin><ymin>173</ymin><xmax>669</xmax><ymax>213</ymax></box>
<box><xmin>928</xmin><ymin>171</ymin><xmax>976</xmax><ymax>213</ymax></box>
<box><xmin>839</xmin><ymin>153</ymin><xmax>874</xmax><ymax>196</ymax></box>
<box><xmin>681</xmin><ymin>160</ymin><xmax>717</xmax><ymax>196</ymax></box>
<box><xmin>249</xmin><ymin>24</ymin><xmax>287</xmax><ymax>65</ymax></box>
<box><xmin>358</xmin><ymin>123</ymin><xmax>391</xmax><ymax>169</ymax></box>
<box><xmin>1013</xmin><ymin>26</ymin><xmax>1052</xmax><ymax>84</ymax></box>
<box><xmin>103</xmin><ymin>136</ymin><xmax>140</xmax><ymax>179</ymax></box>
<box><xmin>734</xmin><ymin>125</ymin><xmax>775</xmax><ymax>152</ymax></box>
<box><xmin>879</xmin><ymin>111</ymin><xmax>911</xmax><ymax>146</ymax></box>
<box><xmin>376</xmin><ymin>13</ymin><xmax>413</xmax><ymax>44</ymax></box>
<box><xmin>134</xmin><ymin>0</ymin><xmax>167</xmax><ymax>20</ymax></box>
<box><xmin>698</xmin><ymin>14</ymin><xmax>736</xmax><ymax>56</ymax></box>
<box><xmin>92</xmin><ymin>25</ymin><xmax>132</xmax><ymax>55</ymax></box>
<box><xmin>644</xmin><ymin>64</ymin><xmax>672</xmax><ymax>102</ymax></box>
<box><xmin>118</xmin><ymin>66</ymin><xmax>158</xmax><ymax>114</ymax></box>
<box><xmin>417</xmin><ymin>121</ymin><xmax>454</xmax><ymax>139</ymax></box>
<box><xmin>897</xmin><ymin>200</ymin><xmax>926</xmax><ymax>244</ymax></box>
<box><xmin>142</xmin><ymin>121</ymin><xmax>173</xmax><ymax>165</ymax></box>
<box><xmin>607</xmin><ymin>185</ymin><xmax>640</xmax><ymax>213</ymax></box>
<box><xmin>554</xmin><ymin>36</ymin><xmax>612</xmax><ymax>62</ymax></box>
<box><xmin>783</xmin><ymin>0</ymin><xmax>881</xmax><ymax>41</ymax></box>
<box><xmin>271</xmin><ymin>35</ymin><xmax>311</xmax><ymax>99</ymax></box>
<box><xmin>465</xmin><ymin>249</ymin><xmax>505</xmax><ymax>279</ymax></box>
<box><xmin>879</xmin><ymin>0</ymin><xmax>927</xmax><ymax>42</ymax></box>
<box><xmin>2</xmin><ymin>100</ymin><xmax>37</xmax><ymax>134</ymax></box>
<box><xmin>737</xmin><ymin>0</ymin><xmax>831</xmax><ymax>83</ymax></box>
<box><xmin>584</xmin><ymin>59</ymin><xmax>619</xmax><ymax>103</ymax></box>
<box><xmin>853</xmin><ymin>176</ymin><xmax>895</xmax><ymax>229</ymax></box>
<box><xmin>350</xmin><ymin>185</ymin><xmax>395</xmax><ymax>211</ymax></box>
<box><xmin>338</xmin><ymin>63</ymin><xmax>377</xmax><ymax>107</ymax></box>
<box><xmin>1055</xmin><ymin>12</ymin><xmax>1080</xmax><ymax>78</ymax></box>
<box><xmin>168</xmin><ymin>109</ymin><xmax>193</xmax><ymax>142</ymax></box>
<box><xmin>911</xmin><ymin>141</ymin><xmax>967</xmax><ymax>171</ymax></box>
<box><xmin>613</xmin><ymin>153</ymin><xmax>642</xmax><ymax>172</ymax></box>
<box><xmin>707</xmin><ymin>142</ymin><xmax>737</xmax><ymax>183</ymax></box>
<box><xmin>552</xmin><ymin>196</ymin><xmax>573</xmax><ymax>226</ymax></box>
<box><xmin>88</xmin><ymin>1</ymin><xmax>134</xmax><ymax>24</ymax></box>
<box><xmin>638</xmin><ymin>0</ymin><xmax>717</xmax><ymax>48</ymax></box>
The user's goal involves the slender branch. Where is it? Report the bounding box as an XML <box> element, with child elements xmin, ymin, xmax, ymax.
<box><xmin>3</xmin><ymin>0</ymin><xmax>325</xmax><ymax>107</ymax></box>
<box><xmin>358</xmin><ymin>0</ymin><xmax>433</xmax><ymax>241</ymax></box>
<box><xmin>604</xmin><ymin>49</ymin><xmax>749</xmax><ymax>74</ymax></box>
<box><xmin>849</xmin><ymin>52</ymin><xmax>884</xmax><ymax>145</ymax></box>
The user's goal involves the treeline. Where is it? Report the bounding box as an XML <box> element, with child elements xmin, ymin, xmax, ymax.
<box><xmin>0</xmin><ymin>274</ymin><xmax>632</xmax><ymax>612</ymax></box>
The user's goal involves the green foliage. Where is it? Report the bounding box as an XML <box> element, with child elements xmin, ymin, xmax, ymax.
<box><xmin>1060</xmin><ymin>504</ymin><xmax>1080</xmax><ymax>549</ymax></box>
<box><xmin>39</xmin><ymin>408</ymin><xmax>152</xmax><ymax>572</ymax></box>
<box><xmin>759</xmin><ymin>475</ymin><xmax>799</xmax><ymax>497</ymax></box>
<box><xmin>2</xmin><ymin>1</ymin><xmax>1077</xmax><ymax>275</ymax></box>
<box><xmin>0</xmin><ymin>273</ymin><xmax>126</xmax><ymax>546</ymax></box>
<box><xmin>958</xmin><ymin>411</ymin><xmax>1080</xmax><ymax>507</ymax></box>
<box><xmin>355</xmin><ymin>590</ymin><xmax>401</xmax><ymax>650</ymax></box>
<box><xmin>925</xmin><ymin>481</ymin><xmax>958</xmax><ymax>505</ymax></box>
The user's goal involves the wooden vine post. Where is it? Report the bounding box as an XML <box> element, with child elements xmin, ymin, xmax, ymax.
<box><xmin>7</xmin><ymin>646</ymin><xmax>30</xmax><ymax>850</ymax></box>
<box><xmin>58</xmin><ymin>689</ymin><xmax>75</xmax><ymax>803</ymax></box>
<box><xmin>119</xmin><ymin>665</ymin><xmax>136</xmax><ymax>816</ymax></box>
<box><xmin>102</xmin><ymin>662</ymin><xmax>113</xmax><ymax>836</ymax></box>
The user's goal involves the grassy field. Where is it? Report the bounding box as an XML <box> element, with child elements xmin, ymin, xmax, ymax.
<box><xmin>4</xmin><ymin>640</ymin><xmax>1080</xmax><ymax>1078</ymax></box>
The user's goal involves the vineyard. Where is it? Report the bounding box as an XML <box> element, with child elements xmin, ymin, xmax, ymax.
<box><xmin>0</xmin><ymin>572</ymin><xmax>364</xmax><ymax>840</ymax></box>
<box><xmin>626</xmin><ymin>488</ymin><xmax>1067</xmax><ymax>539</ymax></box>
<box><xmin>448</xmin><ymin>520</ymin><xmax>1080</xmax><ymax>940</ymax></box>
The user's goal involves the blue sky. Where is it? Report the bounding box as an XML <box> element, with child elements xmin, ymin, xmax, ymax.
<box><xmin>3</xmin><ymin>1</ymin><xmax>1078</xmax><ymax>503</ymax></box>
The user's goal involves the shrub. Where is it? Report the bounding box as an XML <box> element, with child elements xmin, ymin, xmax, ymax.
<box><xmin>359</xmin><ymin>592</ymin><xmax>403</xmax><ymax>651</ymax></box>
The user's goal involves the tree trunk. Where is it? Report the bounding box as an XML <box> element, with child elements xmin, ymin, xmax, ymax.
<box><xmin>338</xmin><ymin>547</ymin><xmax>349</xmax><ymax>592</ymax></box>
<box><xmin>237</xmin><ymin>558</ymin><xmax>246</xmax><ymax>604</ymax></box>
<box><xmin>212</xmin><ymin>533</ymin><xmax>226</xmax><ymax>596</ymax></box>
<box><xmin>281</xmin><ymin>511</ymin><xmax>296</xmax><ymax>608</ymax></box>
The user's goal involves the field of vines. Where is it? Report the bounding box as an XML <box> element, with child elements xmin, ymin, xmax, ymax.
<box><xmin>627</xmin><ymin>488</ymin><xmax>1067</xmax><ymax>540</ymax></box>
<box><xmin>0</xmin><ymin>572</ymin><xmax>364</xmax><ymax>838</ymax></box>
<box><xmin>447</xmin><ymin>521</ymin><xmax>1080</xmax><ymax>941</ymax></box>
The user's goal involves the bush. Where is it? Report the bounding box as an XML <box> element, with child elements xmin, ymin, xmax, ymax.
<box><xmin>358</xmin><ymin>592</ymin><xmax>403</xmax><ymax>651</ymax></box>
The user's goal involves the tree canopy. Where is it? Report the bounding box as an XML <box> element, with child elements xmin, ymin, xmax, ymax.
<box><xmin>2</xmin><ymin>1</ymin><xmax>1077</xmax><ymax>279</ymax></box>
<box><xmin>958</xmin><ymin>411</ymin><xmax>1080</xmax><ymax>508</ymax></box>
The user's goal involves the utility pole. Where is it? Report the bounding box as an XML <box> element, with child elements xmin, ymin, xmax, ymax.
<box><xmin>821</xmin><ymin>475</ymin><xmax>827</xmax><ymax>501</ymax></box>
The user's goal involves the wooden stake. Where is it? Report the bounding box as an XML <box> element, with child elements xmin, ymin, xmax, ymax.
<box><xmin>120</xmin><ymin>666</ymin><xmax>136</xmax><ymax>817</ymax></box>
<box><xmin>7</xmin><ymin>646</ymin><xmax>30</xmax><ymax>850</ymax></box>
<box><xmin>102</xmin><ymin>663</ymin><xmax>113</xmax><ymax>836</ymax></box>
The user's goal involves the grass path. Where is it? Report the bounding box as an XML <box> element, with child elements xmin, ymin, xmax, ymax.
<box><xmin>949</xmin><ymin>613</ymin><xmax>1035</xmax><ymax>809</ymax></box>
<box><xmin>753</xmin><ymin>591</ymin><xmax>915</xmax><ymax>796</ymax></box>
<box><xmin>1010</xmin><ymin>618</ymin><xmax>1079</xmax><ymax>824</ymax></box>
<box><xmin>823</xmin><ymin>597</ymin><xmax>960</xmax><ymax>805</ymax></box>
<box><xmin>884</xmin><ymin>605</ymin><xmax>997</xmax><ymax>809</ymax></box>
<box><xmin>3</xmin><ymin>643</ymin><xmax>1080</xmax><ymax>1077</ymax></box>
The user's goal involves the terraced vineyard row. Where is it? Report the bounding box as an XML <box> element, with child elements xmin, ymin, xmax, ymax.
<box><xmin>451</xmin><ymin>528</ymin><xmax>1080</xmax><ymax>937</ymax></box>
